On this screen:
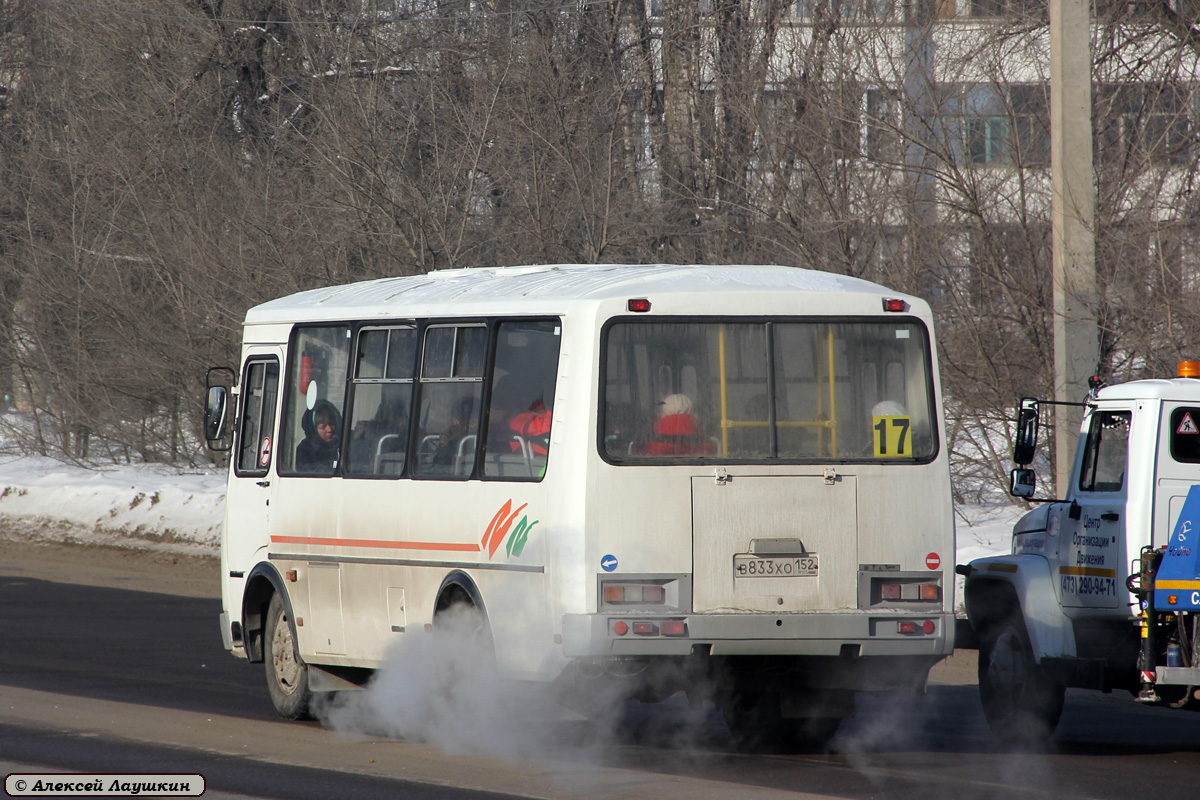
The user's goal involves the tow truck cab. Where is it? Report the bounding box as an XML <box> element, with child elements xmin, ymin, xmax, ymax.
<box><xmin>960</xmin><ymin>363</ymin><xmax>1200</xmax><ymax>743</ymax></box>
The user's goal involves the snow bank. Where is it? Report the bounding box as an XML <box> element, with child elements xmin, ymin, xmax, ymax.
<box><xmin>0</xmin><ymin>456</ymin><xmax>225</xmax><ymax>557</ymax></box>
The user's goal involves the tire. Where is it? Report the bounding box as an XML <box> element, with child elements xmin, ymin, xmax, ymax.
<box><xmin>433</xmin><ymin>589</ymin><xmax>496</xmax><ymax>668</ymax></box>
<box><xmin>719</xmin><ymin>692</ymin><xmax>841</xmax><ymax>752</ymax></box>
<box><xmin>264</xmin><ymin>593</ymin><xmax>313</xmax><ymax>720</ymax></box>
<box><xmin>978</xmin><ymin>619</ymin><xmax>1064</xmax><ymax>745</ymax></box>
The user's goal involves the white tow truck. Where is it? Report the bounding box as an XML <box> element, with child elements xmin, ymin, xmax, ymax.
<box><xmin>959</xmin><ymin>362</ymin><xmax>1200</xmax><ymax>743</ymax></box>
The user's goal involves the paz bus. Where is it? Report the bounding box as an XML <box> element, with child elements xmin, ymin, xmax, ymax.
<box><xmin>204</xmin><ymin>263</ymin><xmax>955</xmax><ymax>743</ymax></box>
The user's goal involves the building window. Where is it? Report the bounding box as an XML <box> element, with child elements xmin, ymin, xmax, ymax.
<box><xmin>946</xmin><ymin>83</ymin><xmax>1048</xmax><ymax>167</ymax></box>
<box><xmin>1096</xmin><ymin>83</ymin><xmax>1192</xmax><ymax>167</ymax></box>
<box><xmin>866</xmin><ymin>88</ymin><xmax>901</xmax><ymax>162</ymax></box>
<box><xmin>792</xmin><ymin>0</ymin><xmax>896</xmax><ymax>20</ymax></box>
<box><xmin>966</xmin><ymin>85</ymin><xmax>1010</xmax><ymax>165</ymax></box>
<box><xmin>969</xmin><ymin>0</ymin><xmax>1043</xmax><ymax>17</ymax></box>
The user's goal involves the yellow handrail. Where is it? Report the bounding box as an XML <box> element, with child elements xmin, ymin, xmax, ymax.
<box><xmin>827</xmin><ymin>324</ymin><xmax>837</xmax><ymax>457</ymax></box>
<box><xmin>716</xmin><ymin>324</ymin><xmax>839</xmax><ymax>456</ymax></box>
<box><xmin>718</xmin><ymin>325</ymin><xmax>730</xmax><ymax>456</ymax></box>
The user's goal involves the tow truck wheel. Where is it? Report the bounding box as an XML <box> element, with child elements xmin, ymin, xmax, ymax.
<box><xmin>264</xmin><ymin>593</ymin><xmax>313</xmax><ymax>720</ymax></box>
<box><xmin>978</xmin><ymin>619</ymin><xmax>1064</xmax><ymax>745</ymax></box>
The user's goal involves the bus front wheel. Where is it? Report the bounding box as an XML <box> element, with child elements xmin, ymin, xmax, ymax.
<box><xmin>264</xmin><ymin>593</ymin><xmax>313</xmax><ymax>720</ymax></box>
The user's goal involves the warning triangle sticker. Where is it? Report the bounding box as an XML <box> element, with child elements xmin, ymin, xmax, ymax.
<box><xmin>1178</xmin><ymin>413</ymin><xmax>1199</xmax><ymax>435</ymax></box>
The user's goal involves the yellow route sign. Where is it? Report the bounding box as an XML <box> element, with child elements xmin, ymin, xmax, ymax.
<box><xmin>872</xmin><ymin>415</ymin><xmax>911</xmax><ymax>458</ymax></box>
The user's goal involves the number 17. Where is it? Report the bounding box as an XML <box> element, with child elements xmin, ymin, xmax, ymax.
<box><xmin>873</xmin><ymin>415</ymin><xmax>911</xmax><ymax>457</ymax></box>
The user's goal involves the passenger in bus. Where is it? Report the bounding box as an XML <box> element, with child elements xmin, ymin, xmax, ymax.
<box><xmin>295</xmin><ymin>400</ymin><xmax>340</xmax><ymax>472</ymax></box>
<box><xmin>487</xmin><ymin>377</ymin><xmax>552</xmax><ymax>458</ymax></box>
<box><xmin>508</xmin><ymin>396</ymin><xmax>552</xmax><ymax>456</ymax></box>
<box><xmin>432</xmin><ymin>395</ymin><xmax>476</xmax><ymax>470</ymax></box>
<box><xmin>641</xmin><ymin>393</ymin><xmax>716</xmax><ymax>456</ymax></box>
<box><xmin>348</xmin><ymin>397</ymin><xmax>409</xmax><ymax>474</ymax></box>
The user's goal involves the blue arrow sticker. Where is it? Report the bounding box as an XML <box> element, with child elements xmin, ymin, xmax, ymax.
<box><xmin>600</xmin><ymin>554</ymin><xmax>618</xmax><ymax>572</ymax></box>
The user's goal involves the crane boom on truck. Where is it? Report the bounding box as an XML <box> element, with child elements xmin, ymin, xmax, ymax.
<box><xmin>958</xmin><ymin>362</ymin><xmax>1200</xmax><ymax>743</ymax></box>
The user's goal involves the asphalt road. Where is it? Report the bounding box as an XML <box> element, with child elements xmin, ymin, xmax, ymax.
<box><xmin>2</xmin><ymin>572</ymin><xmax>1200</xmax><ymax>799</ymax></box>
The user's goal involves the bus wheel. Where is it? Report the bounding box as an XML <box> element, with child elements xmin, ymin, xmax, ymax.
<box><xmin>719</xmin><ymin>692</ymin><xmax>840</xmax><ymax>752</ymax></box>
<box><xmin>978</xmin><ymin>619</ymin><xmax>1064</xmax><ymax>745</ymax></box>
<box><xmin>434</xmin><ymin>589</ymin><xmax>485</xmax><ymax>638</ymax></box>
<box><xmin>265</xmin><ymin>593</ymin><xmax>313</xmax><ymax>720</ymax></box>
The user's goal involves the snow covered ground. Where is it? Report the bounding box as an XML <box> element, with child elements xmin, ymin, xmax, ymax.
<box><xmin>0</xmin><ymin>456</ymin><xmax>225</xmax><ymax>557</ymax></box>
<box><xmin>0</xmin><ymin>455</ymin><xmax>1023</xmax><ymax>573</ymax></box>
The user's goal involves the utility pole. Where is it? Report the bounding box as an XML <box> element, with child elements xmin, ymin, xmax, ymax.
<box><xmin>1050</xmin><ymin>0</ymin><xmax>1098</xmax><ymax>494</ymax></box>
<box><xmin>903</xmin><ymin>0</ymin><xmax>936</xmax><ymax>297</ymax></box>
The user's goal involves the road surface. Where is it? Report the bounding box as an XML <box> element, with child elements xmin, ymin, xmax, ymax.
<box><xmin>2</xmin><ymin>539</ymin><xmax>1199</xmax><ymax>799</ymax></box>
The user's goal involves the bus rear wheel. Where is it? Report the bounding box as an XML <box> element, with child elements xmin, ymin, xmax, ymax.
<box><xmin>978</xmin><ymin>619</ymin><xmax>1063</xmax><ymax>745</ymax></box>
<box><xmin>265</xmin><ymin>593</ymin><xmax>313</xmax><ymax>720</ymax></box>
<box><xmin>719</xmin><ymin>692</ymin><xmax>841</xmax><ymax>752</ymax></box>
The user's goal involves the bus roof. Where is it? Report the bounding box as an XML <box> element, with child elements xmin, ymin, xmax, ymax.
<box><xmin>244</xmin><ymin>263</ymin><xmax>924</xmax><ymax>326</ymax></box>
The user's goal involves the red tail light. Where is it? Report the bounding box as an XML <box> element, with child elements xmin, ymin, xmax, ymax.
<box><xmin>660</xmin><ymin>619</ymin><xmax>687</xmax><ymax>637</ymax></box>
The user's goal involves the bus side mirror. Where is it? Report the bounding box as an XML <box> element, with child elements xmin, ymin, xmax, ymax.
<box><xmin>205</xmin><ymin>386</ymin><xmax>228</xmax><ymax>441</ymax></box>
<box><xmin>1010</xmin><ymin>468</ymin><xmax>1036</xmax><ymax>498</ymax></box>
<box><xmin>1013</xmin><ymin>398</ymin><xmax>1039</xmax><ymax>466</ymax></box>
<box><xmin>205</xmin><ymin>366</ymin><xmax>236</xmax><ymax>452</ymax></box>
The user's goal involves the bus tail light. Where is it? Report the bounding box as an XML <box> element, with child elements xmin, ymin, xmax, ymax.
<box><xmin>611</xmin><ymin>619</ymin><xmax>688</xmax><ymax>638</ymax></box>
<box><xmin>898</xmin><ymin>620</ymin><xmax>936</xmax><ymax>636</ymax></box>
<box><xmin>660</xmin><ymin>619</ymin><xmax>687</xmax><ymax>637</ymax></box>
<box><xmin>601</xmin><ymin>579</ymin><xmax>676</xmax><ymax>608</ymax></box>
<box><xmin>872</xmin><ymin>577</ymin><xmax>941</xmax><ymax>605</ymax></box>
<box><xmin>603</xmin><ymin>584</ymin><xmax>666</xmax><ymax>604</ymax></box>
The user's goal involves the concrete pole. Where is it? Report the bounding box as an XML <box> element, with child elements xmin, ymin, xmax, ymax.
<box><xmin>1050</xmin><ymin>0</ymin><xmax>1098</xmax><ymax>496</ymax></box>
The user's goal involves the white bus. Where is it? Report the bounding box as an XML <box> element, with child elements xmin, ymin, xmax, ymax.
<box><xmin>204</xmin><ymin>263</ymin><xmax>955</xmax><ymax>743</ymax></box>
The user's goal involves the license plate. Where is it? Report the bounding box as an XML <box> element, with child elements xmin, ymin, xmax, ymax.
<box><xmin>733</xmin><ymin>554</ymin><xmax>818</xmax><ymax>578</ymax></box>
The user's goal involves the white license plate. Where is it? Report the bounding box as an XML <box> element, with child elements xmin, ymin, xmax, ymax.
<box><xmin>733</xmin><ymin>554</ymin><xmax>818</xmax><ymax>578</ymax></box>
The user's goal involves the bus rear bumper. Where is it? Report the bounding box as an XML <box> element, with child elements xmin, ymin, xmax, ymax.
<box><xmin>561</xmin><ymin>611</ymin><xmax>954</xmax><ymax>659</ymax></box>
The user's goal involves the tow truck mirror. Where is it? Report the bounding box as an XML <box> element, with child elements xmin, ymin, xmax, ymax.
<box><xmin>1009</xmin><ymin>468</ymin><xmax>1036</xmax><ymax>498</ymax></box>
<box><xmin>1013</xmin><ymin>398</ymin><xmax>1039</xmax><ymax>466</ymax></box>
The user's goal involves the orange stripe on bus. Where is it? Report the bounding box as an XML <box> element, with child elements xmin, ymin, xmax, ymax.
<box><xmin>270</xmin><ymin>535</ymin><xmax>481</xmax><ymax>552</ymax></box>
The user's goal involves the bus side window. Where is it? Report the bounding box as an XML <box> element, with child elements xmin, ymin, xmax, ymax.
<box><xmin>344</xmin><ymin>326</ymin><xmax>416</xmax><ymax>477</ymax></box>
<box><xmin>278</xmin><ymin>325</ymin><xmax>352</xmax><ymax>476</ymax></box>
<box><xmin>413</xmin><ymin>325</ymin><xmax>486</xmax><ymax>479</ymax></box>
<box><xmin>235</xmin><ymin>358</ymin><xmax>279</xmax><ymax>476</ymax></box>
<box><xmin>483</xmin><ymin>320</ymin><xmax>561</xmax><ymax>480</ymax></box>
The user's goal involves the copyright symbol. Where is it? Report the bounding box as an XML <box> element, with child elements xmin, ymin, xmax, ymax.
<box><xmin>15</xmin><ymin>779</ymin><xmax>26</xmax><ymax>791</ymax></box>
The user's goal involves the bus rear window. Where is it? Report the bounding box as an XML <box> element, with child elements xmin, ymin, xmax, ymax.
<box><xmin>602</xmin><ymin>320</ymin><xmax>936</xmax><ymax>462</ymax></box>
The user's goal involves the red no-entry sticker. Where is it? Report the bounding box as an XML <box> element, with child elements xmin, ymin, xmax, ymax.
<box><xmin>925</xmin><ymin>552</ymin><xmax>941</xmax><ymax>570</ymax></box>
